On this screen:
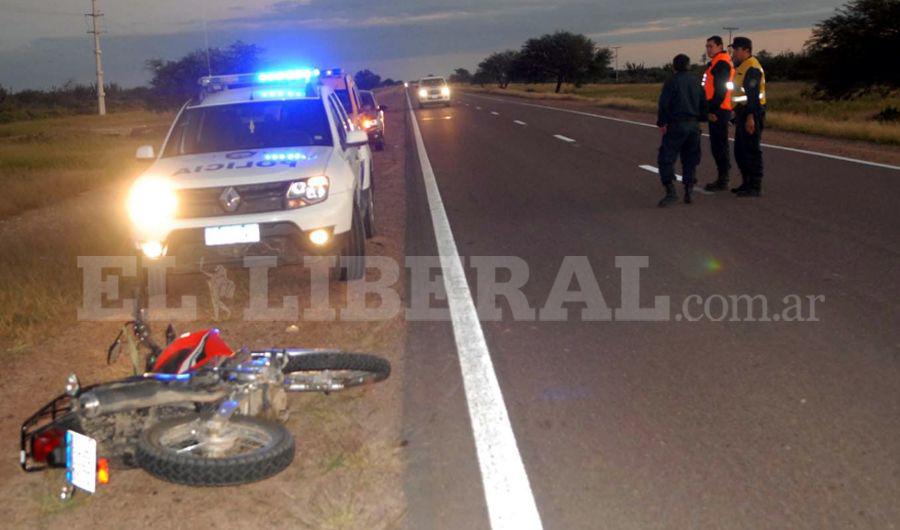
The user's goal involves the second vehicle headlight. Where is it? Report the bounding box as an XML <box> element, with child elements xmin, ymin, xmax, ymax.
<box><xmin>127</xmin><ymin>176</ymin><xmax>177</xmax><ymax>235</ymax></box>
<box><xmin>418</xmin><ymin>88</ymin><xmax>428</xmax><ymax>98</ymax></box>
<box><xmin>441</xmin><ymin>86</ymin><xmax>451</xmax><ymax>96</ymax></box>
<box><xmin>286</xmin><ymin>176</ymin><xmax>329</xmax><ymax>208</ymax></box>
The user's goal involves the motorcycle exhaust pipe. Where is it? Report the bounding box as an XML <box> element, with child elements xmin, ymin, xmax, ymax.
<box><xmin>78</xmin><ymin>379</ymin><xmax>227</xmax><ymax>418</ymax></box>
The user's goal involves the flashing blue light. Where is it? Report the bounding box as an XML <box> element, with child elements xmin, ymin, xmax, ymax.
<box><xmin>257</xmin><ymin>68</ymin><xmax>320</xmax><ymax>83</ymax></box>
<box><xmin>258</xmin><ymin>89</ymin><xmax>309</xmax><ymax>99</ymax></box>
<box><xmin>263</xmin><ymin>152</ymin><xmax>309</xmax><ymax>161</ymax></box>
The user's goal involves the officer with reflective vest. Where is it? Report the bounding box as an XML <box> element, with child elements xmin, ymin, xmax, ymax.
<box><xmin>701</xmin><ymin>35</ymin><xmax>735</xmax><ymax>191</ymax></box>
<box><xmin>729</xmin><ymin>36</ymin><xmax>766</xmax><ymax>197</ymax></box>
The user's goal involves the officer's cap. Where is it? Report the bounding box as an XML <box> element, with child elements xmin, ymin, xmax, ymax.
<box><xmin>729</xmin><ymin>37</ymin><xmax>752</xmax><ymax>50</ymax></box>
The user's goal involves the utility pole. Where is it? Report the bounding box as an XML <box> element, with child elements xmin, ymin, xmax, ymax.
<box><xmin>610</xmin><ymin>46</ymin><xmax>621</xmax><ymax>83</ymax></box>
<box><xmin>722</xmin><ymin>26</ymin><xmax>739</xmax><ymax>45</ymax></box>
<box><xmin>86</xmin><ymin>0</ymin><xmax>106</xmax><ymax>115</ymax></box>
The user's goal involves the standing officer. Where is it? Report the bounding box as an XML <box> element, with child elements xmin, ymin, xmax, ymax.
<box><xmin>729</xmin><ymin>36</ymin><xmax>766</xmax><ymax>197</ymax></box>
<box><xmin>656</xmin><ymin>54</ymin><xmax>708</xmax><ymax>207</ymax></box>
<box><xmin>701</xmin><ymin>35</ymin><xmax>735</xmax><ymax>191</ymax></box>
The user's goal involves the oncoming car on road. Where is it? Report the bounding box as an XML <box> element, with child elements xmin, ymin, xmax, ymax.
<box><xmin>128</xmin><ymin>68</ymin><xmax>376</xmax><ymax>281</ymax></box>
<box><xmin>416</xmin><ymin>76</ymin><xmax>451</xmax><ymax>108</ymax></box>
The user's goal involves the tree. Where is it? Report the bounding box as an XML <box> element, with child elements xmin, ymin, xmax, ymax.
<box><xmin>449</xmin><ymin>68</ymin><xmax>473</xmax><ymax>84</ymax></box>
<box><xmin>146</xmin><ymin>41</ymin><xmax>264</xmax><ymax>109</ymax></box>
<box><xmin>755</xmin><ymin>50</ymin><xmax>815</xmax><ymax>82</ymax></box>
<box><xmin>515</xmin><ymin>31</ymin><xmax>598</xmax><ymax>92</ymax></box>
<box><xmin>805</xmin><ymin>0</ymin><xmax>900</xmax><ymax>98</ymax></box>
<box><xmin>354</xmin><ymin>69</ymin><xmax>382</xmax><ymax>90</ymax></box>
<box><xmin>477</xmin><ymin>51</ymin><xmax>519</xmax><ymax>88</ymax></box>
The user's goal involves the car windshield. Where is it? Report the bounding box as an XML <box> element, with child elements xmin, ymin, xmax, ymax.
<box><xmin>334</xmin><ymin>89</ymin><xmax>353</xmax><ymax>114</ymax></box>
<box><xmin>359</xmin><ymin>92</ymin><xmax>377</xmax><ymax>110</ymax></box>
<box><xmin>162</xmin><ymin>99</ymin><xmax>332</xmax><ymax>157</ymax></box>
<box><xmin>421</xmin><ymin>78</ymin><xmax>445</xmax><ymax>87</ymax></box>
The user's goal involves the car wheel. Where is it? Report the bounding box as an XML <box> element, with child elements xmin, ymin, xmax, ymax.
<box><xmin>363</xmin><ymin>186</ymin><xmax>376</xmax><ymax>239</ymax></box>
<box><xmin>335</xmin><ymin>203</ymin><xmax>366</xmax><ymax>281</ymax></box>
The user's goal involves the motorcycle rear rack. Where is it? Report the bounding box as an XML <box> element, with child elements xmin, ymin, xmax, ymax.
<box><xmin>20</xmin><ymin>392</ymin><xmax>74</xmax><ymax>472</ymax></box>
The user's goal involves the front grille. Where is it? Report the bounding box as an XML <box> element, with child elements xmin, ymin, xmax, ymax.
<box><xmin>429</xmin><ymin>89</ymin><xmax>440</xmax><ymax>95</ymax></box>
<box><xmin>176</xmin><ymin>181</ymin><xmax>289</xmax><ymax>219</ymax></box>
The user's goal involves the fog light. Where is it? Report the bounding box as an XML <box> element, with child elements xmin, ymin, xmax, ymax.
<box><xmin>309</xmin><ymin>229</ymin><xmax>330</xmax><ymax>246</ymax></box>
<box><xmin>141</xmin><ymin>241</ymin><xmax>166</xmax><ymax>260</ymax></box>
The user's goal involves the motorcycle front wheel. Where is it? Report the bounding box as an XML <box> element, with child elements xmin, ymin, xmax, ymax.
<box><xmin>282</xmin><ymin>351</ymin><xmax>391</xmax><ymax>392</ymax></box>
<box><xmin>136</xmin><ymin>414</ymin><xmax>294</xmax><ymax>486</ymax></box>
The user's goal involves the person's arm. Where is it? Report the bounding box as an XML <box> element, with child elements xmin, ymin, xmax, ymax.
<box><xmin>699</xmin><ymin>86</ymin><xmax>710</xmax><ymax>121</ymax></box>
<box><xmin>709</xmin><ymin>61</ymin><xmax>730</xmax><ymax>110</ymax></box>
<box><xmin>744</xmin><ymin>67</ymin><xmax>762</xmax><ymax>114</ymax></box>
<box><xmin>657</xmin><ymin>78</ymin><xmax>673</xmax><ymax>127</ymax></box>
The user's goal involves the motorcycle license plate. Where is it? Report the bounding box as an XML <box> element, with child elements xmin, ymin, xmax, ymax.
<box><xmin>66</xmin><ymin>431</ymin><xmax>97</xmax><ymax>493</ymax></box>
<box><xmin>204</xmin><ymin>224</ymin><xmax>260</xmax><ymax>246</ymax></box>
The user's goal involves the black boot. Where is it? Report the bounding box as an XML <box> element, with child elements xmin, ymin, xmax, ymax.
<box><xmin>736</xmin><ymin>188</ymin><xmax>760</xmax><ymax>197</ymax></box>
<box><xmin>657</xmin><ymin>183</ymin><xmax>678</xmax><ymax>208</ymax></box>
<box><xmin>704</xmin><ymin>176</ymin><xmax>729</xmax><ymax>192</ymax></box>
<box><xmin>684</xmin><ymin>183</ymin><xmax>693</xmax><ymax>204</ymax></box>
<box><xmin>731</xmin><ymin>183</ymin><xmax>750</xmax><ymax>194</ymax></box>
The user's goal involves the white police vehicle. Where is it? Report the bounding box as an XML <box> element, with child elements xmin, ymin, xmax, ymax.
<box><xmin>129</xmin><ymin>68</ymin><xmax>375</xmax><ymax>280</ymax></box>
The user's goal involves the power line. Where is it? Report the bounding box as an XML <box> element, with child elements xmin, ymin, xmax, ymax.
<box><xmin>722</xmin><ymin>26</ymin><xmax>739</xmax><ymax>45</ymax></box>
<box><xmin>85</xmin><ymin>0</ymin><xmax>106</xmax><ymax>115</ymax></box>
<box><xmin>610</xmin><ymin>46</ymin><xmax>621</xmax><ymax>83</ymax></box>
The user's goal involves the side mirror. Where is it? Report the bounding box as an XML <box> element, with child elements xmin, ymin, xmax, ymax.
<box><xmin>346</xmin><ymin>130</ymin><xmax>369</xmax><ymax>147</ymax></box>
<box><xmin>135</xmin><ymin>145</ymin><xmax>155</xmax><ymax>160</ymax></box>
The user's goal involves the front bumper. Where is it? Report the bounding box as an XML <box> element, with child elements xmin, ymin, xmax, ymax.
<box><xmin>131</xmin><ymin>190</ymin><xmax>352</xmax><ymax>267</ymax></box>
<box><xmin>418</xmin><ymin>93</ymin><xmax>451</xmax><ymax>105</ymax></box>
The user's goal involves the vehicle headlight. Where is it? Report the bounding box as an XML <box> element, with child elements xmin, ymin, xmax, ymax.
<box><xmin>363</xmin><ymin>118</ymin><xmax>378</xmax><ymax>129</ymax></box>
<box><xmin>441</xmin><ymin>86</ymin><xmax>451</xmax><ymax>96</ymax></box>
<box><xmin>418</xmin><ymin>88</ymin><xmax>428</xmax><ymax>98</ymax></box>
<box><xmin>286</xmin><ymin>176</ymin><xmax>329</xmax><ymax>208</ymax></box>
<box><xmin>127</xmin><ymin>177</ymin><xmax>177</xmax><ymax>235</ymax></box>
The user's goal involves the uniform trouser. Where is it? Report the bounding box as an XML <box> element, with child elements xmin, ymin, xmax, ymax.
<box><xmin>708</xmin><ymin>108</ymin><xmax>732</xmax><ymax>179</ymax></box>
<box><xmin>734</xmin><ymin>109</ymin><xmax>765</xmax><ymax>190</ymax></box>
<box><xmin>658</xmin><ymin>121</ymin><xmax>701</xmax><ymax>188</ymax></box>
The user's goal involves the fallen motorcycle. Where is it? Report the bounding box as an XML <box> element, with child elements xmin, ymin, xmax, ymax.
<box><xmin>20</xmin><ymin>303</ymin><xmax>390</xmax><ymax>492</ymax></box>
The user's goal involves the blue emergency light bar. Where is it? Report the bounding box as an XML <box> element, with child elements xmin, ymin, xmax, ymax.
<box><xmin>257</xmin><ymin>68</ymin><xmax>320</xmax><ymax>83</ymax></box>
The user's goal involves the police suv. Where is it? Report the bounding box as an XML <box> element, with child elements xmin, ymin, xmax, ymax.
<box><xmin>128</xmin><ymin>69</ymin><xmax>375</xmax><ymax>280</ymax></box>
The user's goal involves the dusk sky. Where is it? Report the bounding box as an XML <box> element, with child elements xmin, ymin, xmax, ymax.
<box><xmin>0</xmin><ymin>1</ymin><xmax>845</xmax><ymax>90</ymax></box>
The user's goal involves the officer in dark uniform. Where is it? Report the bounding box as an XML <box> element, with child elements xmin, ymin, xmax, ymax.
<box><xmin>701</xmin><ymin>35</ymin><xmax>735</xmax><ymax>191</ymax></box>
<box><xmin>656</xmin><ymin>54</ymin><xmax>708</xmax><ymax>207</ymax></box>
<box><xmin>729</xmin><ymin>36</ymin><xmax>766</xmax><ymax>197</ymax></box>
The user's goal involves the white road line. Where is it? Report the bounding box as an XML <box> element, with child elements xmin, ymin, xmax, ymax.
<box><xmin>476</xmin><ymin>106</ymin><xmax>482</xmax><ymax>110</ymax></box>
<box><xmin>554</xmin><ymin>134</ymin><xmax>576</xmax><ymax>143</ymax></box>
<box><xmin>638</xmin><ymin>165</ymin><xmax>713</xmax><ymax>195</ymax></box>
<box><xmin>491</xmin><ymin>111</ymin><xmax>500</xmax><ymax>116</ymax></box>
<box><xmin>465</xmin><ymin>93</ymin><xmax>900</xmax><ymax>171</ymax></box>
<box><xmin>513</xmin><ymin>120</ymin><xmax>527</xmax><ymax>126</ymax></box>
<box><xmin>406</xmin><ymin>93</ymin><xmax>544</xmax><ymax>530</ymax></box>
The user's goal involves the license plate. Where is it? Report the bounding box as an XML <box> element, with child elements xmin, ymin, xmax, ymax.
<box><xmin>204</xmin><ymin>224</ymin><xmax>260</xmax><ymax>246</ymax></box>
<box><xmin>66</xmin><ymin>431</ymin><xmax>97</xmax><ymax>493</ymax></box>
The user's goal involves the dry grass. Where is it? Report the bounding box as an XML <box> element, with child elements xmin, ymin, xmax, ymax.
<box><xmin>462</xmin><ymin>82</ymin><xmax>900</xmax><ymax>145</ymax></box>
<box><xmin>0</xmin><ymin>111</ymin><xmax>172</xmax><ymax>218</ymax></box>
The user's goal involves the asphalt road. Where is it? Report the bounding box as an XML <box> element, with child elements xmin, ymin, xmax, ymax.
<box><xmin>397</xmin><ymin>88</ymin><xmax>900</xmax><ymax>529</ymax></box>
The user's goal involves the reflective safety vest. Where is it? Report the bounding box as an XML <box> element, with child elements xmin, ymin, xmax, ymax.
<box><xmin>701</xmin><ymin>52</ymin><xmax>735</xmax><ymax>111</ymax></box>
<box><xmin>732</xmin><ymin>56</ymin><xmax>766</xmax><ymax>107</ymax></box>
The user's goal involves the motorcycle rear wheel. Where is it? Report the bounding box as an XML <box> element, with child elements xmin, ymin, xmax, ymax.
<box><xmin>136</xmin><ymin>414</ymin><xmax>294</xmax><ymax>486</ymax></box>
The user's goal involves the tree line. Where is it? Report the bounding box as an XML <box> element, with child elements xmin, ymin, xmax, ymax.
<box><xmin>455</xmin><ymin>0</ymin><xmax>898</xmax><ymax>99</ymax></box>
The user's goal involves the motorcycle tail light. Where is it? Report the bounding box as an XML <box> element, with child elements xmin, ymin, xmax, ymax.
<box><xmin>32</xmin><ymin>428</ymin><xmax>65</xmax><ymax>464</ymax></box>
<box><xmin>98</xmin><ymin>458</ymin><xmax>110</xmax><ymax>484</ymax></box>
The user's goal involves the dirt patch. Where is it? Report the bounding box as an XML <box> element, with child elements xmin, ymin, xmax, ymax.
<box><xmin>0</xmin><ymin>87</ymin><xmax>410</xmax><ymax>529</ymax></box>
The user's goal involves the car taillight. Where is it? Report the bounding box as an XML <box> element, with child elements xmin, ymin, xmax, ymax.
<box><xmin>32</xmin><ymin>428</ymin><xmax>65</xmax><ymax>463</ymax></box>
